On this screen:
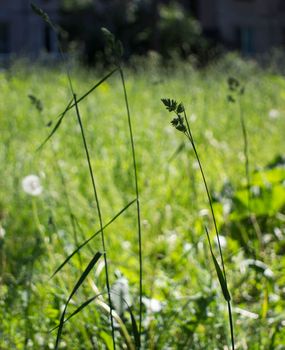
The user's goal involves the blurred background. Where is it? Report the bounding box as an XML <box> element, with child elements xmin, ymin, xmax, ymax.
<box><xmin>1</xmin><ymin>0</ymin><xmax>285</xmax><ymax>65</ymax></box>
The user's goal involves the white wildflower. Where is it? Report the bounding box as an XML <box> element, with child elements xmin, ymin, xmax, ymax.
<box><xmin>183</xmin><ymin>242</ymin><xmax>192</xmax><ymax>253</ymax></box>
<box><xmin>111</xmin><ymin>275</ymin><xmax>131</xmax><ymax>315</ymax></box>
<box><xmin>268</xmin><ymin>109</ymin><xmax>280</xmax><ymax>119</ymax></box>
<box><xmin>0</xmin><ymin>226</ymin><xmax>5</xmax><ymax>239</ymax></box>
<box><xmin>142</xmin><ymin>297</ymin><xmax>163</xmax><ymax>313</ymax></box>
<box><xmin>121</xmin><ymin>240</ymin><xmax>131</xmax><ymax>250</ymax></box>
<box><xmin>22</xmin><ymin>175</ymin><xmax>42</xmax><ymax>196</ymax></box>
<box><xmin>199</xmin><ymin>208</ymin><xmax>209</xmax><ymax>217</ymax></box>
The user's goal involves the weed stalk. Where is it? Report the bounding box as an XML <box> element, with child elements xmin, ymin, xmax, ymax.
<box><xmin>73</xmin><ymin>93</ymin><xmax>116</xmax><ymax>349</ymax></box>
<box><xmin>183</xmin><ymin>110</ymin><xmax>235</xmax><ymax>350</ymax></box>
<box><xmin>161</xmin><ymin>98</ymin><xmax>235</xmax><ymax>350</ymax></box>
<box><xmin>119</xmin><ymin>67</ymin><xmax>143</xmax><ymax>342</ymax></box>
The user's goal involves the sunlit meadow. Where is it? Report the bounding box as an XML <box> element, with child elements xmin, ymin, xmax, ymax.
<box><xmin>1</xmin><ymin>54</ymin><xmax>285</xmax><ymax>349</ymax></box>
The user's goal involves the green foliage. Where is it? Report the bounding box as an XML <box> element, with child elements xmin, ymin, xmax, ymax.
<box><xmin>158</xmin><ymin>2</ymin><xmax>207</xmax><ymax>58</ymax></box>
<box><xmin>1</xmin><ymin>57</ymin><xmax>285</xmax><ymax>349</ymax></box>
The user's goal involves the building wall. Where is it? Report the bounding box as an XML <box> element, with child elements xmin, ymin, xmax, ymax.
<box><xmin>0</xmin><ymin>0</ymin><xmax>58</xmax><ymax>56</ymax></box>
<box><xmin>198</xmin><ymin>0</ymin><xmax>285</xmax><ymax>54</ymax></box>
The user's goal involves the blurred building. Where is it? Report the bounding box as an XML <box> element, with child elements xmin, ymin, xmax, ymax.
<box><xmin>197</xmin><ymin>0</ymin><xmax>285</xmax><ymax>54</ymax></box>
<box><xmin>0</xmin><ymin>0</ymin><xmax>58</xmax><ymax>57</ymax></box>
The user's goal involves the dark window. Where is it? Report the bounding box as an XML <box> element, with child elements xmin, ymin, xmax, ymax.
<box><xmin>0</xmin><ymin>23</ymin><xmax>9</xmax><ymax>54</ymax></box>
<box><xmin>236</xmin><ymin>27</ymin><xmax>254</xmax><ymax>54</ymax></box>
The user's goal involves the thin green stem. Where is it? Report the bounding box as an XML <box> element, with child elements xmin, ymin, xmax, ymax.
<box><xmin>239</xmin><ymin>98</ymin><xmax>250</xmax><ymax>213</ymax></box>
<box><xmin>227</xmin><ymin>301</ymin><xmax>235</xmax><ymax>350</ymax></box>
<box><xmin>238</xmin><ymin>98</ymin><xmax>262</xmax><ymax>253</ymax></box>
<box><xmin>183</xmin><ymin>111</ymin><xmax>235</xmax><ymax>350</ymax></box>
<box><xmin>183</xmin><ymin>112</ymin><xmax>226</xmax><ymax>279</ymax></box>
<box><xmin>119</xmin><ymin>67</ymin><xmax>142</xmax><ymax>345</ymax></box>
<box><xmin>47</xmin><ymin>17</ymin><xmax>116</xmax><ymax>348</ymax></box>
<box><xmin>73</xmin><ymin>94</ymin><xmax>116</xmax><ymax>350</ymax></box>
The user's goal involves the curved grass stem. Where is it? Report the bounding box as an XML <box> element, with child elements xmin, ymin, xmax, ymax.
<box><xmin>119</xmin><ymin>67</ymin><xmax>143</xmax><ymax>346</ymax></box>
<box><xmin>183</xmin><ymin>110</ymin><xmax>235</xmax><ymax>350</ymax></box>
<box><xmin>73</xmin><ymin>94</ymin><xmax>116</xmax><ymax>349</ymax></box>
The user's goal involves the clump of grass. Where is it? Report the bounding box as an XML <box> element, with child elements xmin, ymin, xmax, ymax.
<box><xmin>31</xmin><ymin>3</ymin><xmax>142</xmax><ymax>348</ymax></box>
<box><xmin>161</xmin><ymin>98</ymin><xmax>235</xmax><ymax>350</ymax></box>
<box><xmin>31</xmin><ymin>3</ymin><xmax>117</xmax><ymax>348</ymax></box>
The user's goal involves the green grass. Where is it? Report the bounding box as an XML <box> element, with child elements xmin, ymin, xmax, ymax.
<box><xmin>1</xmin><ymin>55</ymin><xmax>285</xmax><ymax>349</ymax></box>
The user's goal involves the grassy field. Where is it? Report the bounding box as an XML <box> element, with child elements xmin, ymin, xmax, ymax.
<box><xmin>1</xmin><ymin>55</ymin><xmax>285</xmax><ymax>349</ymax></box>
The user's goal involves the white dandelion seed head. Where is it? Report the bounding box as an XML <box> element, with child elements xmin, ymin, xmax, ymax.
<box><xmin>22</xmin><ymin>175</ymin><xmax>43</xmax><ymax>196</ymax></box>
<box><xmin>111</xmin><ymin>276</ymin><xmax>131</xmax><ymax>314</ymax></box>
<box><xmin>0</xmin><ymin>226</ymin><xmax>5</xmax><ymax>239</ymax></box>
<box><xmin>142</xmin><ymin>297</ymin><xmax>163</xmax><ymax>313</ymax></box>
<box><xmin>199</xmin><ymin>208</ymin><xmax>209</xmax><ymax>217</ymax></box>
<box><xmin>183</xmin><ymin>242</ymin><xmax>192</xmax><ymax>253</ymax></box>
<box><xmin>268</xmin><ymin>109</ymin><xmax>280</xmax><ymax>119</ymax></box>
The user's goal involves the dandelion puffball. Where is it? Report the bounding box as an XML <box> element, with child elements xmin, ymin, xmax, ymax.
<box><xmin>0</xmin><ymin>226</ymin><xmax>5</xmax><ymax>239</ymax></box>
<box><xmin>22</xmin><ymin>175</ymin><xmax>43</xmax><ymax>196</ymax></box>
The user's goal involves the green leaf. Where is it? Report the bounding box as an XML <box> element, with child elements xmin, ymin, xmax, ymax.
<box><xmin>37</xmin><ymin>68</ymin><xmax>118</xmax><ymax>150</ymax></box>
<box><xmin>128</xmin><ymin>306</ymin><xmax>140</xmax><ymax>349</ymax></box>
<box><xmin>50</xmin><ymin>199</ymin><xmax>136</xmax><ymax>279</ymax></box>
<box><xmin>205</xmin><ymin>227</ymin><xmax>231</xmax><ymax>302</ymax></box>
<box><xmin>51</xmin><ymin>293</ymin><xmax>140</xmax><ymax>349</ymax></box>
<box><xmin>50</xmin><ymin>294</ymin><xmax>102</xmax><ymax>332</ymax></box>
<box><xmin>55</xmin><ymin>252</ymin><xmax>102</xmax><ymax>350</ymax></box>
<box><xmin>100</xmin><ymin>330</ymin><xmax>113</xmax><ymax>350</ymax></box>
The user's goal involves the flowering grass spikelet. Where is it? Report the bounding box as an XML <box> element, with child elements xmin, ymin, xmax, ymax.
<box><xmin>22</xmin><ymin>175</ymin><xmax>43</xmax><ymax>196</ymax></box>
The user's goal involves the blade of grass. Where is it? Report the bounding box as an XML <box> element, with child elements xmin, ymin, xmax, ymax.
<box><xmin>50</xmin><ymin>199</ymin><xmax>136</xmax><ymax>279</ymax></box>
<box><xmin>55</xmin><ymin>252</ymin><xmax>102</xmax><ymax>349</ymax></box>
<box><xmin>73</xmin><ymin>93</ymin><xmax>116</xmax><ymax>349</ymax></box>
<box><xmin>37</xmin><ymin>68</ymin><xmax>118</xmax><ymax>150</ymax></box>
<box><xmin>51</xmin><ymin>291</ymin><xmax>140</xmax><ymax>350</ymax></box>
<box><xmin>37</xmin><ymin>99</ymin><xmax>73</xmax><ymax>150</ymax></box>
<box><xmin>161</xmin><ymin>99</ymin><xmax>235</xmax><ymax>350</ymax></box>
<box><xmin>183</xmin><ymin>111</ymin><xmax>235</xmax><ymax>350</ymax></box>
<box><xmin>32</xmin><ymin>5</ymin><xmax>117</xmax><ymax>348</ymax></box>
<box><xmin>119</xmin><ymin>67</ymin><xmax>143</xmax><ymax>342</ymax></box>
<box><xmin>205</xmin><ymin>227</ymin><xmax>231</xmax><ymax>302</ymax></box>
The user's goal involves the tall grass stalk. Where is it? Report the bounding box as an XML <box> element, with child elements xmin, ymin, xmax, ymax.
<box><xmin>183</xmin><ymin>110</ymin><xmax>235</xmax><ymax>350</ymax></box>
<box><xmin>73</xmin><ymin>93</ymin><xmax>116</xmax><ymax>349</ymax></box>
<box><xmin>238</xmin><ymin>98</ymin><xmax>250</xmax><ymax>212</ymax></box>
<box><xmin>119</xmin><ymin>67</ymin><xmax>143</xmax><ymax>341</ymax></box>
<box><xmin>101</xmin><ymin>26</ymin><xmax>143</xmax><ymax>344</ymax></box>
<box><xmin>30</xmin><ymin>3</ymin><xmax>117</xmax><ymax>348</ymax></box>
<box><xmin>227</xmin><ymin>77</ymin><xmax>262</xmax><ymax>250</ymax></box>
<box><xmin>161</xmin><ymin>99</ymin><xmax>235</xmax><ymax>350</ymax></box>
